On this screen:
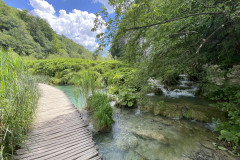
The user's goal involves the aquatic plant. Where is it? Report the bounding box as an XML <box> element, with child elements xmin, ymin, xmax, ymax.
<box><xmin>0</xmin><ymin>49</ymin><xmax>38</xmax><ymax>159</ymax></box>
<box><xmin>88</xmin><ymin>93</ymin><xmax>114</xmax><ymax>131</ymax></box>
<box><xmin>73</xmin><ymin>71</ymin><xmax>96</xmax><ymax>109</ymax></box>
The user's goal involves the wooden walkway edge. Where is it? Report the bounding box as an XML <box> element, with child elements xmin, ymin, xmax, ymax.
<box><xmin>15</xmin><ymin>83</ymin><xmax>101</xmax><ymax>160</ymax></box>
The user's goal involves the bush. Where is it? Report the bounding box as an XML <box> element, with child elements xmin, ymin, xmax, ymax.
<box><xmin>201</xmin><ymin>81</ymin><xmax>240</xmax><ymax>153</ymax></box>
<box><xmin>25</xmin><ymin>58</ymin><xmax>128</xmax><ymax>86</ymax></box>
<box><xmin>0</xmin><ymin>49</ymin><xmax>39</xmax><ymax>158</ymax></box>
<box><xmin>88</xmin><ymin>93</ymin><xmax>114</xmax><ymax>131</ymax></box>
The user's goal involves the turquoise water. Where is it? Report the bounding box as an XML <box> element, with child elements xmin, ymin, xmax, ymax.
<box><xmin>54</xmin><ymin>85</ymin><xmax>86</xmax><ymax>109</ymax></box>
<box><xmin>55</xmin><ymin>85</ymin><xmax>226</xmax><ymax>160</ymax></box>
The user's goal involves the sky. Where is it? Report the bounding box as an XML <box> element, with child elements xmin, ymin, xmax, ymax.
<box><xmin>3</xmin><ymin>0</ymin><xmax>114</xmax><ymax>51</ymax></box>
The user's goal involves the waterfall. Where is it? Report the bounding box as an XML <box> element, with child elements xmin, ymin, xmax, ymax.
<box><xmin>148</xmin><ymin>74</ymin><xmax>198</xmax><ymax>98</ymax></box>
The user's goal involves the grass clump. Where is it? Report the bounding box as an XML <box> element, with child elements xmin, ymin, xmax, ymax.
<box><xmin>73</xmin><ymin>72</ymin><xmax>114</xmax><ymax>131</ymax></box>
<box><xmin>0</xmin><ymin>49</ymin><xmax>39</xmax><ymax>159</ymax></box>
<box><xmin>88</xmin><ymin>93</ymin><xmax>114</xmax><ymax>131</ymax></box>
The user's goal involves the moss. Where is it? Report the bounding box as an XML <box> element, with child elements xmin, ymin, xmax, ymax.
<box><xmin>185</xmin><ymin>109</ymin><xmax>211</xmax><ymax>122</ymax></box>
<box><xmin>156</xmin><ymin>101</ymin><xmax>183</xmax><ymax>119</ymax></box>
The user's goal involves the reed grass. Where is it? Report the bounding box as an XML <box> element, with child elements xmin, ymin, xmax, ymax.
<box><xmin>73</xmin><ymin>72</ymin><xmax>114</xmax><ymax>131</ymax></box>
<box><xmin>0</xmin><ymin>49</ymin><xmax>39</xmax><ymax>159</ymax></box>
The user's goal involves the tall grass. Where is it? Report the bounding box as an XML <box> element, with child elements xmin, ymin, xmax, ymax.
<box><xmin>88</xmin><ymin>93</ymin><xmax>114</xmax><ymax>131</ymax></box>
<box><xmin>73</xmin><ymin>71</ymin><xmax>96</xmax><ymax>109</ymax></box>
<box><xmin>0</xmin><ymin>49</ymin><xmax>39</xmax><ymax>159</ymax></box>
<box><xmin>73</xmin><ymin>72</ymin><xmax>114</xmax><ymax>131</ymax></box>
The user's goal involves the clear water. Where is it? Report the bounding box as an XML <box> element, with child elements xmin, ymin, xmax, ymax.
<box><xmin>55</xmin><ymin>85</ymin><xmax>222</xmax><ymax>160</ymax></box>
<box><xmin>54</xmin><ymin>85</ymin><xmax>86</xmax><ymax>109</ymax></box>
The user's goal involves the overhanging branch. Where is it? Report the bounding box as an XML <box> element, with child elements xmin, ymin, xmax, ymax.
<box><xmin>195</xmin><ymin>22</ymin><xmax>229</xmax><ymax>54</ymax></box>
<box><xmin>125</xmin><ymin>12</ymin><xmax>223</xmax><ymax>31</ymax></box>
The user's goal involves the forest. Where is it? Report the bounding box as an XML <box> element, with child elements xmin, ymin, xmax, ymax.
<box><xmin>0</xmin><ymin>1</ymin><xmax>92</xmax><ymax>59</ymax></box>
<box><xmin>0</xmin><ymin>0</ymin><xmax>240</xmax><ymax>159</ymax></box>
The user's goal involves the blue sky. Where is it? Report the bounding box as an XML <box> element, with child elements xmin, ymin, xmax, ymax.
<box><xmin>3</xmin><ymin>0</ymin><xmax>113</xmax><ymax>51</ymax></box>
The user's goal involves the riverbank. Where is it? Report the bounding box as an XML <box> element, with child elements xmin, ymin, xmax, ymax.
<box><xmin>57</xmin><ymin>85</ymin><xmax>237</xmax><ymax>160</ymax></box>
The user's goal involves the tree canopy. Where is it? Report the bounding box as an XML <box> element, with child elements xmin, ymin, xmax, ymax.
<box><xmin>93</xmin><ymin>0</ymin><xmax>240</xmax><ymax>76</ymax></box>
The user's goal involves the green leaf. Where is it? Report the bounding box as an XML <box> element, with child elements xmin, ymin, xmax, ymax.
<box><xmin>218</xmin><ymin>146</ymin><xmax>227</xmax><ymax>151</ymax></box>
<box><xmin>128</xmin><ymin>101</ymin><xmax>133</xmax><ymax>106</ymax></box>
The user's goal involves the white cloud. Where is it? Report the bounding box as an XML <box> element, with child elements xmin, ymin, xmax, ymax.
<box><xmin>93</xmin><ymin>0</ymin><xmax>114</xmax><ymax>14</ymax></box>
<box><xmin>29</xmin><ymin>0</ymin><xmax>106</xmax><ymax>51</ymax></box>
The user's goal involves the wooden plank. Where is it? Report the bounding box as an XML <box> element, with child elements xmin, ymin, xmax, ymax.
<box><xmin>90</xmin><ymin>156</ymin><xmax>102</xmax><ymax>160</ymax></box>
<box><xmin>28</xmin><ymin>124</ymin><xmax>89</xmax><ymax>138</ymax></box>
<box><xmin>18</xmin><ymin>139</ymin><xmax>94</xmax><ymax>159</ymax></box>
<box><xmin>29</xmin><ymin>122</ymin><xmax>88</xmax><ymax>136</ymax></box>
<box><xmin>20</xmin><ymin>131</ymin><xmax>90</xmax><ymax>151</ymax></box>
<box><xmin>17</xmin><ymin>133</ymin><xmax>92</xmax><ymax>154</ymax></box>
<box><xmin>55</xmin><ymin>145</ymin><xmax>97</xmax><ymax>160</ymax></box>
<box><xmin>21</xmin><ymin>140</ymin><xmax>95</xmax><ymax>160</ymax></box>
<box><xmin>76</xmin><ymin>148</ymin><xmax>99</xmax><ymax>160</ymax></box>
<box><xmin>31</xmin><ymin>116</ymin><xmax>85</xmax><ymax>130</ymax></box>
<box><xmin>15</xmin><ymin>84</ymin><xmax>100</xmax><ymax>160</ymax></box>
<box><xmin>45</xmin><ymin>142</ymin><xmax>96</xmax><ymax>160</ymax></box>
<box><xmin>25</xmin><ymin>127</ymin><xmax>89</xmax><ymax>144</ymax></box>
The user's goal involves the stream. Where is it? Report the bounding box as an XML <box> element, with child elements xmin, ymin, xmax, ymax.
<box><xmin>55</xmin><ymin>84</ymin><xmax>233</xmax><ymax>160</ymax></box>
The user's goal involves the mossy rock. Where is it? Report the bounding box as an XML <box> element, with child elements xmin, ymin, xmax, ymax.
<box><xmin>155</xmin><ymin>101</ymin><xmax>183</xmax><ymax>118</ymax></box>
<box><xmin>152</xmin><ymin>87</ymin><xmax>163</xmax><ymax>95</ymax></box>
<box><xmin>143</xmin><ymin>100</ymin><xmax>225</xmax><ymax>123</ymax></box>
<box><xmin>141</xmin><ymin>102</ymin><xmax>155</xmax><ymax>112</ymax></box>
<box><xmin>185</xmin><ymin>109</ymin><xmax>211</xmax><ymax>122</ymax></box>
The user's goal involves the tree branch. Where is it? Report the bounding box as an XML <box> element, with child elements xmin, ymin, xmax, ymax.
<box><xmin>166</xmin><ymin>31</ymin><xmax>198</xmax><ymax>37</ymax></box>
<box><xmin>125</xmin><ymin>12</ymin><xmax>223</xmax><ymax>31</ymax></box>
<box><xmin>195</xmin><ymin>22</ymin><xmax>228</xmax><ymax>54</ymax></box>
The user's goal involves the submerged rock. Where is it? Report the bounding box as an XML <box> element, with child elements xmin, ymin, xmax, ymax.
<box><xmin>126</xmin><ymin>150</ymin><xmax>145</xmax><ymax>160</ymax></box>
<box><xmin>129</xmin><ymin>128</ymin><xmax>166</xmax><ymax>143</ymax></box>
<box><xmin>116</xmin><ymin>134</ymin><xmax>138</xmax><ymax>150</ymax></box>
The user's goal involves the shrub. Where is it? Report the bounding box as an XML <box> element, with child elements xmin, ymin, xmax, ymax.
<box><xmin>88</xmin><ymin>93</ymin><xmax>114</xmax><ymax>131</ymax></box>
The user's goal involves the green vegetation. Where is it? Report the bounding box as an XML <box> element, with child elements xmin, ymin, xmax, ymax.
<box><xmin>72</xmin><ymin>71</ymin><xmax>114</xmax><ymax>131</ymax></box>
<box><xmin>93</xmin><ymin>0</ymin><xmax>240</xmax><ymax>154</ymax></box>
<box><xmin>0</xmin><ymin>49</ymin><xmax>38</xmax><ymax>159</ymax></box>
<box><xmin>0</xmin><ymin>1</ymin><xmax>92</xmax><ymax>59</ymax></box>
<box><xmin>88</xmin><ymin>93</ymin><xmax>114</xmax><ymax>131</ymax></box>
<box><xmin>1</xmin><ymin>0</ymin><xmax>239</xmax><ymax>156</ymax></box>
<box><xmin>26</xmin><ymin>58</ymin><xmax>140</xmax><ymax>107</ymax></box>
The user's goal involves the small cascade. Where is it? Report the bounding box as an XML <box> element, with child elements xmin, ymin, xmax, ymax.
<box><xmin>148</xmin><ymin>74</ymin><xmax>198</xmax><ymax>98</ymax></box>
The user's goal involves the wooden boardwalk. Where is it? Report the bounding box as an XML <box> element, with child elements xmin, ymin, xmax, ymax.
<box><xmin>15</xmin><ymin>83</ymin><xmax>101</xmax><ymax>160</ymax></box>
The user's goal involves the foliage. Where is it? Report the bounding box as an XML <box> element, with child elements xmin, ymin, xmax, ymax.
<box><xmin>26</xmin><ymin>58</ymin><xmax>128</xmax><ymax>85</ymax></box>
<box><xmin>93</xmin><ymin>102</ymin><xmax>114</xmax><ymax>131</ymax></box>
<box><xmin>88</xmin><ymin>93</ymin><xmax>114</xmax><ymax>131</ymax></box>
<box><xmin>0</xmin><ymin>49</ymin><xmax>38</xmax><ymax>159</ymax></box>
<box><xmin>201</xmin><ymin>81</ymin><xmax>240</xmax><ymax>153</ymax></box>
<box><xmin>94</xmin><ymin>0</ymin><xmax>240</xmax><ymax>67</ymax></box>
<box><xmin>0</xmin><ymin>1</ymin><xmax>92</xmax><ymax>59</ymax></box>
<box><xmin>73</xmin><ymin>71</ymin><xmax>96</xmax><ymax>109</ymax></box>
<box><xmin>107</xmin><ymin>67</ymin><xmax>140</xmax><ymax>107</ymax></box>
<box><xmin>117</xmin><ymin>87</ymin><xmax>138</xmax><ymax>107</ymax></box>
